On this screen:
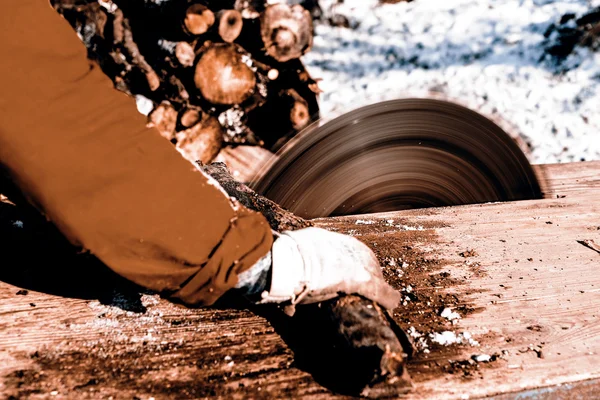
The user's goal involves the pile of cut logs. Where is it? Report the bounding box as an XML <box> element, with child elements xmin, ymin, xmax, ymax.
<box><xmin>50</xmin><ymin>0</ymin><xmax>321</xmax><ymax>165</ymax></box>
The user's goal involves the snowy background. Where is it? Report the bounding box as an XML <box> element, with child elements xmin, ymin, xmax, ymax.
<box><xmin>302</xmin><ymin>0</ymin><xmax>600</xmax><ymax>164</ymax></box>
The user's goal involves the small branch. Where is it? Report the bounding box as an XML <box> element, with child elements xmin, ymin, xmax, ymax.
<box><xmin>113</xmin><ymin>8</ymin><xmax>160</xmax><ymax>91</ymax></box>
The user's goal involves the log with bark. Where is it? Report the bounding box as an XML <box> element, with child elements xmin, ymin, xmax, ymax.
<box><xmin>50</xmin><ymin>0</ymin><xmax>322</xmax><ymax>165</ymax></box>
<box><xmin>200</xmin><ymin>162</ymin><xmax>415</xmax><ymax>397</ymax></box>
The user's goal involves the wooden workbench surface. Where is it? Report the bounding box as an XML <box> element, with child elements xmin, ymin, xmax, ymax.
<box><xmin>1</xmin><ymin>161</ymin><xmax>599</xmax><ymax>399</ymax></box>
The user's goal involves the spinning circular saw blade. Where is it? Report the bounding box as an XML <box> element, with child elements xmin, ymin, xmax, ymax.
<box><xmin>250</xmin><ymin>98</ymin><xmax>543</xmax><ymax>219</ymax></box>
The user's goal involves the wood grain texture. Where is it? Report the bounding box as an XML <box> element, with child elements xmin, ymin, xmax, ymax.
<box><xmin>1</xmin><ymin>161</ymin><xmax>599</xmax><ymax>399</ymax></box>
<box><xmin>317</xmin><ymin>160</ymin><xmax>600</xmax><ymax>398</ymax></box>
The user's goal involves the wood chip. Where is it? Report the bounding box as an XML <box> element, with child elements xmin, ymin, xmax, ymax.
<box><xmin>577</xmin><ymin>239</ymin><xmax>600</xmax><ymax>254</ymax></box>
<box><xmin>0</xmin><ymin>194</ymin><xmax>15</xmax><ymax>206</ymax></box>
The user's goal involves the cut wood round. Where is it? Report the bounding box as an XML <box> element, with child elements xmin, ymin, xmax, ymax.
<box><xmin>175</xmin><ymin>115</ymin><xmax>224</xmax><ymax>164</ymax></box>
<box><xmin>183</xmin><ymin>4</ymin><xmax>215</xmax><ymax>36</ymax></box>
<box><xmin>260</xmin><ymin>4</ymin><xmax>313</xmax><ymax>62</ymax></box>
<box><xmin>175</xmin><ymin>41</ymin><xmax>195</xmax><ymax>67</ymax></box>
<box><xmin>148</xmin><ymin>101</ymin><xmax>178</xmax><ymax>141</ymax></box>
<box><xmin>179</xmin><ymin>107</ymin><xmax>203</xmax><ymax>129</ymax></box>
<box><xmin>285</xmin><ymin>89</ymin><xmax>310</xmax><ymax>130</ymax></box>
<box><xmin>194</xmin><ymin>43</ymin><xmax>256</xmax><ymax>105</ymax></box>
<box><xmin>52</xmin><ymin>0</ymin><xmax>320</xmax><ymax>151</ymax></box>
<box><xmin>215</xmin><ymin>9</ymin><xmax>243</xmax><ymax>43</ymax></box>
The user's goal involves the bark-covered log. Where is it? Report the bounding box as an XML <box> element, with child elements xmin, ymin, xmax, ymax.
<box><xmin>199</xmin><ymin>161</ymin><xmax>310</xmax><ymax>231</ymax></box>
<box><xmin>113</xmin><ymin>8</ymin><xmax>161</xmax><ymax>91</ymax></box>
<box><xmin>200</xmin><ymin>161</ymin><xmax>414</xmax><ymax>396</ymax></box>
<box><xmin>50</xmin><ymin>0</ymin><xmax>321</xmax><ymax>165</ymax></box>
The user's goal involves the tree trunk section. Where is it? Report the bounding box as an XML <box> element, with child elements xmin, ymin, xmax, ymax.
<box><xmin>200</xmin><ymin>162</ymin><xmax>414</xmax><ymax>396</ymax></box>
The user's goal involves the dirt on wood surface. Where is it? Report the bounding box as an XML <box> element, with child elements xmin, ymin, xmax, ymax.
<box><xmin>317</xmin><ymin>215</ymin><xmax>502</xmax><ymax>385</ymax></box>
<box><xmin>0</xmin><ymin>185</ymin><xmax>500</xmax><ymax>398</ymax></box>
<box><xmin>200</xmin><ymin>162</ymin><xmax>413</xmax><ymax>397</ymax></box>
<box><xmin>5</xmin><ymin>161</ymin><xmax>600</xmax><ymax>399</ymax></box>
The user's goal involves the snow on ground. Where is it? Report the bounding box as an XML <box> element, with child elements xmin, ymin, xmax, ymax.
<box><xmin>304</xmin><ymin>0</ymin><xmax>600</xmax><ymax>164</ymax></box>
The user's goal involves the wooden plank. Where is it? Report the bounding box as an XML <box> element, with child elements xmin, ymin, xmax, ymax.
<box><xmin>1</xmin><ymin>161</ymin><xmax>599</xmax><ymax>399</ymax></box>
<box><xmin>317</xmin><ymin>160</ymin><xmax>600</xmax><ymax>398</ymax></box>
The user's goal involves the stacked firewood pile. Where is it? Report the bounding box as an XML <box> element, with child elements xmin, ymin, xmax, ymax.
<box><xmin>50</xmin><ymin>0</ymin><xmax>322</xmax><ymax>165</ymax></box>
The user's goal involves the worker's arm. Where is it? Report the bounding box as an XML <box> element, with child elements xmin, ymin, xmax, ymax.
<box><xmin>0</xmin><ymin>0</ymin><xmax>273</xmax><ymax>306</ymax></box>
<box><xmin>0</xmin><ymin>0</ymin><xmax>399</xmax><ymax>311</ymax></box>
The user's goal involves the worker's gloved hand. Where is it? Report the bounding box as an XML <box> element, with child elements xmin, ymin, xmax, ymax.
<box><xmin>257</xmin><ymin>227</ymin><xmax>400</xmax><ymax>314</ymax></box>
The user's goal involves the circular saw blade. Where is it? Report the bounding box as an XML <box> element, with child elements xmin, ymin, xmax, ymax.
<box><xmin>250</xmin><ymin>98</ymin><xmax>543</xmax><ymax>219</ymax></box>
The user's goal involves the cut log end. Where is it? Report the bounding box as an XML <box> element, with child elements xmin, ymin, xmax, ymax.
<box><xmin>179</xmin><ymin>107</ymin><xmax>202</xmax><ymax>129</ymax></box>
<box><xmin>290</xmin><ymin>102</ymin><xmax>309</xmax><ymax>130</ymax></box>
<box><xmin>148</xmin><ymin>101</ymin><xmax>178</xmax><ymax>141</ymax></box>
<box><xmin>175</xmin><ymin>41</ymin><xmax>195</xmax><ymax>67</ymax></box>
<box><xmin>194</xmin><ymin>43</ymin><xmax>256</xmax><ymax>105</ymax></box>
<box><xmin>216</xmin><ymin>9</ymin><xmax>243</xmax><ymax>43</ymax></box>
<box><xmin>175</xmin><ymin>115</ymin><xmax>223</xmax><ymax>165</ymax></box>
<box><xmin>261</xmin><ymin>4</ymin><xmax>313</xmax><ymax>62</ymax></box>
<box><xmin>286</xmin><ymin>89</ymin><xmax>310</xmax><ymax>130</ymax></box>
<box><xmin>214</xmin><ymin>145</ymin><xmax>274</xmax><ymax>183</ymax></box>
<box><xmin>184</xmin><ymin>4</ymin><xmax>215</xmax><ymax>36</ymax></box>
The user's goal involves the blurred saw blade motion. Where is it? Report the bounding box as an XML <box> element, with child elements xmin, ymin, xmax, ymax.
<box><xmin>250</xmin><ymin>98</ymin><xmax>543</xmax><ymax>219</ymax></box>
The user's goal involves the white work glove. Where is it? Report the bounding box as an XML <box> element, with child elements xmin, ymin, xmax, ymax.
<box><xmin>258</xmin><ymin>227</ymin><xmax>401</xmax><ymax>313</ymax></box>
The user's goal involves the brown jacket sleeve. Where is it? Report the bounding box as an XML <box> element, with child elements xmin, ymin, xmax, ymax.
<box><xmin>0</xmin><ymin>0</ymin><xmax>273</xmax><ymax>306</ymax></box>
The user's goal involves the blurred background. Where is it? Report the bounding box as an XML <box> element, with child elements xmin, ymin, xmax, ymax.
<box><xmin>52</xmin><ymin>0</ymin><xmax>600</xmax><ymax>166</ymax></box>
<box><xmin>304</xmin><ymin>0</ymin><xmax>600</xmax><ymax>164</ymax></box>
